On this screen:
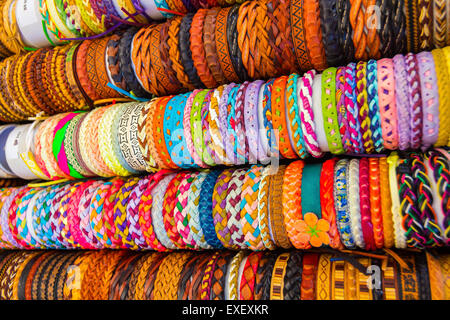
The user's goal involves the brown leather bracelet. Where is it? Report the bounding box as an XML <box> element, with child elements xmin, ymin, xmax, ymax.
<box><xmin>93</xmin><ymin>36</ymin><xmax>119</xmax><ymax>99</ymax></box>
<box><xmin>159</xmin><ymin>21</ymin><xmax>183</xmax><ymax>94</ymax></box>
<box><xmin>237</xmin><ymin>1</ymin><xmax>260</xmax><ymax>79</ymax></box>
<box><xmin>203</xmin><ymin>7</ymin><xmax>227</xmax><ymax>85</ymax></box>
<box><xmin>269</xmin><ymin>165</ymin><xmax>292</xmax><ymax>248</ymax></box>
<box><xmin>76</xmin><ymin>40</ymin><xmax>101</xmax><ymax>102</ymax></box>
<box><xmin>216</xmin><ymin>6</ymin><xmax>240</xmax><ymax>82</ymax></box>
<box><xmin>190</xmin><ymin>9</ymin><xmax>218</xmax><ymax>88</ymax></box>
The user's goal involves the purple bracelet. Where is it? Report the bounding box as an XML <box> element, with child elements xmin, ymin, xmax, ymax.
<box><xmin>219</xmin><ymin>83</ymin><xmax>236</xmax><ymax>164</ymax></box>
<box><xmin>416</xmin><ymin>51</ymin><xmax>440</xmax><ymax>149</ymax></box>
<box><xmin>244</xmin><ymin>80</ymin><xmax>264</xmax><ymax>164</ymax></box>
<box><xmin>126</xmin><ymin>177</ymin><xmax>150</xmax><ymax>249</ymax></box>
<box><xmin>201</xmin><ymin>90</ymin><xmax>217</xmax><ymax>166</ymax></box>
<box><xmin>336</xmin><ymin>67</ymin><xmax>351</xmax><ymax>153</ymax></box>
<box><xmin>234</xmin><ymin>81</ymin><xmax>249</xmax><ymax>165</ymax></box>
<box><xmin>1</xmin><ymin>187</ymin><xmax>25</xmax><ymax>248</ymax></box>
<box><xmin>392</xmin><ymin>54</ymin><xmax>411</xmax><ymax>151</ymax></box>
<box><xmin>405</xmin><ymin>53</ymin><xmax>423</xmax><ymax>149</ymax></box>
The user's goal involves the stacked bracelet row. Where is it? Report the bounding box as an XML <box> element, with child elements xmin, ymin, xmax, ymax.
<box><xmin>0</xmin><ymin>249</ymin><xmax>447</xmax><ymax>300</ymax></box>
<box><xmin>0</xmin><ymin>150</ymin><xmax>448</xmax><ymax>250</ymax></box>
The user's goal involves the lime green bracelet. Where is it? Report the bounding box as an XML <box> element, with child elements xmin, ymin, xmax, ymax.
<box><xmin>321</xmin><ymin>67</ymin><xmax>344</xmax><ymax>154</ymax></box>
<box><xmin>191</xmin><ymin>89</ymin><xmax>211</xmax><ymax>165</ymax></box>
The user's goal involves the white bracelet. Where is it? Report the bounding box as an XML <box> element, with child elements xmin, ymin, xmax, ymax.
<box><xmin>311</xmin><ymin>73</ymin><xmax>329</xmax><ymax>152</ymax></box>
<box><xmin>348</xmin><ymin>159</ymin><xmax>365</xmax><ymax>249</ymax></box>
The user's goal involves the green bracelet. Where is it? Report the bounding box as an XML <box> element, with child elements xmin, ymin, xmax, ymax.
<box><xmin>321</xmin><ymin>67</ymin><xmax>344</xmax><ymax>154</ymax></box>
<box><xmin>301</xmin><ymin>163</ymin><xmax>323</xmax><ymax>219</ymax></box>
<box><xmin>63</xmin><ymin>113</ymin><xmax>88</xmax><ymax>179</ymax></box>
<box><xmin>190</xmin><ymin>89</ymin><xmax>210</xmax><ymax>165</ymax></box>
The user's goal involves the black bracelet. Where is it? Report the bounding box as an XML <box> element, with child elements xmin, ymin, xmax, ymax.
<box><xmin>283</xmin><ymin>251</ymin><xmax>303</xmax><ymax>300</ymax></box>
<box><xmin>254</xmin><ymin>252</ymin><xmax>278</xmax><ymax>300</ymax></box>
<box><xmin>393</xmin><ymin>0</ymin><xmax>407</xmax><ymax>54</ymax></box>
<box><xmin>320</xmin><ymin>0</ymin><xmax>344</xmax><ymax>66</ymax></box>
<box><xmin>379</xmin><ymin>0</ymin><xmax>395</xmax><ymax>57</ymax></box>
<box><xmin>337</xmin><ymin>0</ymin><xmax>355</xmax><ymax>64</ymax></box>
<box><xmin>416</xmin><ymin>253</ymin><xmax>432</xmax><ymax>300</ymax></box>
<box><xmin>179</xmin><ymin>13</ymin><xmax>205</xmax><ymax>89</ymax></box>
<box><xmin>177</xmin><ymin>254</ymin><xmax>199</xmax><ymax>299</ymax></box>
<box><xmin>227</xmin><ymin>4</ymin><xmax>248</xmax><ymax>82</ymax></box>
<box><xmin>118</xmin><ymin>28</ymin><xmax>151</xmax><ymax>98</ymax></box>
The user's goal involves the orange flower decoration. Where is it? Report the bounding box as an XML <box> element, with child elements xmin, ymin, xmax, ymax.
<box><xmin>294</xmin><ymin>213</ymin><xmax>330</xmax><ymax>247</ymax></box>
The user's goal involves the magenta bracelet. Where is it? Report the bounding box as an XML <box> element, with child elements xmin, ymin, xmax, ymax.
<box><xmin>392</xmin><ymin>54</ymin><xmax>411</xmax><ymax>151</ymax></box>
<box><xmin>405</xmin><ymin>53</ymin><xmax>423</xmax><ymax>149</ymax></box>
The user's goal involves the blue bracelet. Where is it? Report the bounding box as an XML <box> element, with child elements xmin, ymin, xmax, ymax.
<box><xmin>334</xmin><ymin>159</ymin><xmax>356</xmax><ymax>249</ymax></box>
<box><xmin>164</xmin><ymin>93</ymin><xmax>196</xmax><ymax>168</ymax></box>
<box><xmin>366</xmin><ymin>60</ymin><xmax>384</xmax><ymax>153</ymax></box>
<box><xmin>262</xmin><ymin>79</ymin><xmax>276</xmax><ymax>156</ymax></box>
<box><xmin>226</xmin><ymin>85</ymin><xmax>239</xmax><ymax>164</ymax></box>
<box><xmin>199</xmin><ymin>169</ymin><xmax>224</xmax><ymax>248</ymax></box>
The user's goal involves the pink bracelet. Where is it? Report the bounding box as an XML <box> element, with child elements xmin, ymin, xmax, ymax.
<box><xmin>299</xmin><ymin>70</ymin><xmax>322</xmax><ymax>157</ymax></box>
<box><xmin>377</xmin><ymin>58</ymin><xmax>399</xmax><ymax>150</ymax></box>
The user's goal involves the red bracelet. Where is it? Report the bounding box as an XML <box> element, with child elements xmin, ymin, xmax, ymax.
<box><xmin>138</xmin><ymin>171</ymin><xmax>170</xmax><ymax>252</ymax></box>
<box><xmin>358</xmin><ymin>158</ymin><xmax>376</xmax><ymax>250</ymax></box>
<box><xmin>162</xmin><ymin>172</ymin><xmax>187</xmax><ymax>249</ymax></box>
<box><xmin>368</xmin><ymin>158</ymin><xmax>384</xmax><ymax>249</ymax></box>
<box><xmin>301</xmin><ymin>253</ymin><xmax>319</xmax><ymax>300</ymax></box>
<box><xmin>239</xmin><ymin>252</ymin><xmax>263</xmax><ymax>300</ymax></box>
<box><xmin>320</xmin><ymin>158</ymin><xmax>342</xmax><ymax>249</ymax></box>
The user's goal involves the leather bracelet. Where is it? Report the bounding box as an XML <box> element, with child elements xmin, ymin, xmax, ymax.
<box><xmin>418</xmin><ymin>0</ymin><xmax>433</xmax><ymax>50</ymax></box>
<box><xmin>268</xmin><ymin>165</ymin><xmax>291</xmax><ymax>248</ymax></box>
<box><xmin>239</xmin><ymin>252</ymin><xmax>262</xmax><ymax>300</ymax></box>
<box><xmin>227</xmin><ymin>4</ymin><xmax>248</xmax><ymax>82</ymax></box>
<box><xmin>319</xmin><ymin>0</ymin><xmax>343</xmax><ymax>66</ymax></box>
<box><xmin>300</xmin><ymin>253</ymin><xmax>319</xmax><ymax>300</ymax></box>
<box><xmin>349</xmin><ymin>0</ymin><xmax>368</xmax><ymax>60</ymax></box>
<box><xmin>379</xmin><ymin>0</ymin><xmax>395</xmax><ymax>57</ymax></box>
<box><xmin>179</xmin><ymin>13</ymin><xmax>205</xmax><ymax>89</ymax></box>
<box><xmin>364</xmin><ymin>0</ymin><xmax>381</xmax><ymax>59</ymax></box>
<box><xmin>290</xmin><ymin>0</ymin><xmax>313</xmax><ymax>71</ymax></box>
<box><xmin>303</xmin><ymin>0</ymin><xmax>327</xmax><ymax>70</ymax></box>
<box><xmin>433</xmin><ymin>0</ymin><xmax>447</xmax><ymax>48</ymax></box>
<box><xmin>237</xmin><ymin>2</ymin><xmax>260</xmax><ymax>79</ymax></box>
<box><xmin>270</xmin><ymin>252</ymin><xmax>290</xmax><ymax>300</ymax></box>
<box><xmin>190</xmin><ymin>9</ymin><xmax>217</xmax><ymax>88</ymax></box>
<box><xmin>203</xmin><ymin>7</ymin><xmax>227</xmax><ymax>85</ymax></box>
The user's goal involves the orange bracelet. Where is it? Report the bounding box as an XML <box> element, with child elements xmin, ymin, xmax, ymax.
<box><xmin>303</xmin><ymin>0</ymin><xmax>327</xmax><ymax>70</ymax></box>
<box><xmin>168</xmin><ymin>17</ymin><xmax>195</xmax><ymax>91</ymax></box>
<box><xmin>379</xmin><ymin>157</ymin><xmax>394</xmax><ymax>248</ymax></box>
<box><xmin>190</xmin><ymin>9</ymin><xmax>218</xmax><ymax>89</ymax></box>
<box><xmin>368</xmin><ymin>158</ymin><xmax>384</xmax><ymax>249</ymax></box>
<box><xmin>320</xmin><ymin>159</ymin><xmax>343</xmax><ymax>249</ymax></box>
<box><xmin>271</xmin><ymin>75</ymin><xmax>297</xmax><ymax>159</ymax></box>
<box><xmin>282</xmin><ymin>160</ymin><xmax>305</xmax><ymax>249</ymax></box>
<box><xmin>152</xmin><ymin>96</ymin><xmax>178</xmax><ymax>169</ymax></box>
<box><xmin>350</xmin><ymin>0</ymin><xmax>368</xmax><ymax>60</ymax></box>
<box><xmin>143</xmin><ymin>99</ymin><xmax>166</xmax><ymax>170</ymax></box>
<box><xmin>132</xmin><ymin>27</ymin><xmax>152</xmax><ymax>94</ymax></box>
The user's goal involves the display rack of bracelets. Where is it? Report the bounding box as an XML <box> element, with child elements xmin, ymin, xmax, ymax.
<box><xmin>0</xmin><ymin>0</ymin><xmax>448</xmax><ymax>300</ymax></box>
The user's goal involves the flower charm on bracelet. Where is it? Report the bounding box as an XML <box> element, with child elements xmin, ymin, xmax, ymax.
<box><xmin>294</xmin><ymin>213</ymin><xmax>330</xmax><ymax>247</ymax></box>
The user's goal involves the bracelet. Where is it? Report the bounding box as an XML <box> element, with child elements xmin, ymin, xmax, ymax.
<box><xmin>199</xmin><ymin>170</ymin><xmax>224</xmax><ymax>249</ymax></box>
<box><xmin>334</xmin><ymin>159</ymin><xmax>355</xmax><ymax>248</ymax></box>
<box><xmin>225</xmin><ymin>168</ymin><xmax>247</xmax><ymax>250</ymax></box>
<box><xmin>404</xmin><ymin>53</ymin><xmax>423</xmax><ymax>150</ymax></box>
<box><xmin>378</xmin><ymin>157</ymin><xmax>394</xmax><ymax>248</ymax></box>
<box><xmin>286</xmin><ymin>73</ymin><xmax>307</xmax><ymax>158</ymax></box>
<box><xmin>359</xmin><ymin>158</ymin><xmax>376</xmax><ymax>250</ymax></box>
<box><xmin>348</xmin><ymin>159</ymin><xmax>365</xmax><ymax>249</ymax></box>
<box><xmin>299</xmin><ymin>70</ymin><xmax>322</xmax><ymax>157</ymax></box>
<box><xmin>335</xmin><ymin>67</ymin><xmax>351</xmax><ymax>153</ymax></box>
<box><xmin>282</xmin><ymin>160</ymin><xmax>305</xmax><ymax>249</ymax></box>
<box><xmin>257</xmin><ymin>166</ymin><xmax>276</xmax><ymax>250</ymax></box>
<box><xmin>303</xmin><ymin>0</ymin><xmax>327</xmax><ymax>70</ymax></box>
<box><xmin>416</xmin><ymin>51</ymin><xmax>439</xmax><ymax>150</ymax></box>
<box><xmin>356</xmin><ymin>61</ymin><xmax>374</xmax><ymax>153</ymax></box>
<box><xmin>241</xmin><ymin>165</ymin><xmax>264</xmax><ymax>250</ymax></box>
<box><xmin>378</xmin><ymin>58</ymin><xmax>398</xmax><ymax>150</ymax></box>
<box><xmin>290</xmin><ymin>0</ymin><xmax>313</xmax><ymax>71</ymax></box>
<box><xmin>270</xmin><ymin>252</ymin><xmax>289</xmax><ymax>300</ymax></box>
<box><xmin>174</xmin><ymin>172</ymin><xmax>197</xmax><ymax>249</ymax></box>
<box><xmin>212</xmin><ymin>169</ymin><xmax>234</xmax><ymax>248</ymax></box>
<box><xmin>322</xmin><ymin>67</ymin><xmax>344</xmax><ymax>154</ymax></box>
<box><xmin>392</xmin><ymin>54</ymin><xmax>411</xmax><ymax>150</ymax></box>
<box><xmin>345</xmin><ymin>63</ymin><xmax>363</xmax><ymax>153</ymax></box>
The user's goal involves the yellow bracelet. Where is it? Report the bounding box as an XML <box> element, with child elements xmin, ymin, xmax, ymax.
<box><xmin>75</xmin><ymin>0</ymin><xmax>105</xmax><ymax>34</ymax></box>
<box><xmin>98</xmin><ymin>105</ymin><xmax>132</xmax><ymax>176</ymax></box>
<box><xmin>438</xmin><ymin>253</ymin><xmax>450</xmax><ymax>299</ymax></box>
<box><xmin>431</xmin><ymin>48</ymin><xmax>450</xmax><ymax>146</ymax></box>
<box><xmin>441</xmin><ymin>46</ymin><xmax>450</xmax><ymax>146</ymax></box>
<box><xmin>316</xmin><ymin>254</ymin><xmax>332</xmax><ymax>300</ymax></box>
<box><xmin>387</xmin><ymin>152</ymin><xmax>406</xmax><ymax>249</ymax></box>
<box><xmin>45</xmin><ymin>0</ymin><xmax>77</xmax><ymax>39</ymax></box>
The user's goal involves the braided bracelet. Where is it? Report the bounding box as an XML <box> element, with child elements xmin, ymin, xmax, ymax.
<box><xmin>405</xmin><ymin>53</ymin><xmax>423</xmax><ymax>150</ymax></box>
<box><xmin>344</xmin><ymin>63</ymin><xmax>363</xmax><ymax>153</ymax></box>
<box><xmin>225</xmin><ymin>168</ymin><xmax>247</xmax><ymax>250</ymax></box>
<box><xmin>126</xmin><ymin>177</ymin><xmax>151</xmax><ymax>249</ymax></box>
<box><xmin>348</xmin><ymin>159</ymin><xmax>365</xmax><ymax>249</ymax></box>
